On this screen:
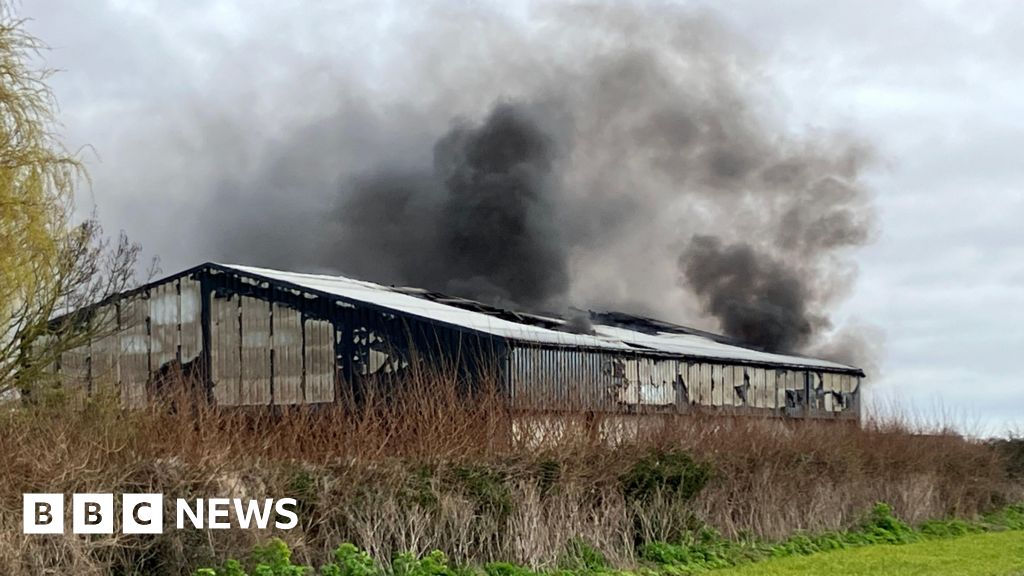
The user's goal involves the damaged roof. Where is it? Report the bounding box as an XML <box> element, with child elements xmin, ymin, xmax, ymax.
<box><xmin>224</xmin><ymin>263</ymin><xmax>862</xmax><ymax>374</ymax></box>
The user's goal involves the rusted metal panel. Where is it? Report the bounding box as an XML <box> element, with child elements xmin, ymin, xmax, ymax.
<box><xmin>304</xmin><ymin>317</ymin><xmax>335</xmax><ymax>403</ymax></box>
<box><xmin>272</xmin><ymin>302</ymin><xmax>303</xmax><ymax>405</ymax></box>
<box><xmin>240</xmin><ymin>296</ymin><xmax>271</xmax><ymax>405</ymax></box>
<box><xmin>180</xmin><ymin>277</ymin><xmax>202</xmax><ymax>363</ymax></box>
<box><xmin>149</xmin><ymin>280</ymin><xmax>178</xmax><ymax>373</ymax></box>
<box><xmin>210</xmin><ymin>293</ymin><xmax>240</xmax><ymax>406</ymax></box>
<box><xmin>119</xmin><ymin>296</ymin><xmax>149</xmax><ymax>408</ymax></box>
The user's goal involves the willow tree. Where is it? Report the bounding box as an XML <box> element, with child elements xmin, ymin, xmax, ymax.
<box><xmin>0</xmin><ymin>9</ymin><xmax>138</xmax><ymax>398</ymax></box>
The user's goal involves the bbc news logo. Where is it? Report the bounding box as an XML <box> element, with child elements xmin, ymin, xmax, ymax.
<box><xmin>23</xmin><ymin>494</ymin><xmax>298</xmax><ymax>534</ymax></box>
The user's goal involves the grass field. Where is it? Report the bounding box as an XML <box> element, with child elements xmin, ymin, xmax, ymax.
<box><xmin>714</xmin><ymin>531</ymin><xmax>1024</xmax><ymax>576</ymax></box>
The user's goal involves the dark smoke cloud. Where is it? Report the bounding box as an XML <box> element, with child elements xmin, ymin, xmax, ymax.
<box><xmin>332</xmin><ymin>103</ymin><xmax>568</xmax><ymax>309</ymax></box>
<box><xmin>680</xmin><ymin>236</ymin><xmax>826</xmax><ymax>352</ymax></box>
<box><xmin>125</xmin><ymin>3</ymin><xmax>878</xmax><ymax>364</ymax></box>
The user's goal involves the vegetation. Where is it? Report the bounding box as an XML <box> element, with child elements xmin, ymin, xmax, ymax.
<box><xmin>0</xmin><ymin>376</ymin><xmax>1020</xmax><ymax>574</ymax></box>
<box><xmin>0</xmin><ymin>6</ymin><xmax>1021</xmax><ymax>576</ymax></box>
<box><xmin>714</xmin><ymin>532</ymin><xmax>1024</xmax><ymax>576</ymax></box>
<box><xmin>191</xmin><ymin>503</ymin><xmax>1024</xmax><ymax>575</ymax></box>
<box><xmin>0</xmin><ymin>2</ymin><xmax>139</xmax><ymax>399</ymax></box>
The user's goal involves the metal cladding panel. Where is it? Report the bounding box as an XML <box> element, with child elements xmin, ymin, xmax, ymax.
<box><xmin>59</xmin><ymin>343</ymin><xmax>90</xmax><ymax>401</ymax></box>
<box><xmin>617</xmin><ymin>358</ymin><xmax>641</xmax><ymax>405</ymax></box>
<box><xmin>710</xmin><ymin>364</ymin><xmax>724</xmax><ymax>407</ymax></box>
<box><xmin>180</xmin><ymin>277</ymin><xmax>202</xmax><ymax>363</ymax></box>
<box><xmin>747</xmin><ymin>367</ymin><xmax>766</xmax><ymax>408</ymax></box>
<box><xmin>90</xmin><ymin>330</ymin><xmax>119</xmax><ymax>394</ymax></box>
<box><xmin>272</xmin><ymin>303</ymin><xmax>303</xmax><ymax>405</ymax></box>
<box><xmin>689</xmin><ymin>362</ymin><xmax>712</xmax><ymax>406</ymax></box>
<box><xmin>820</xmin><ymin>372</ymin><xmax>832</xmax><ymax>412</ymax></box>
<box><xmin>839</xmin><ymin>374</ymin><xmax>853</xmax><ymax>394</ymax></box>
<box><xmin>509</xmin><ymin>348</ymin><xmax>685</xmax><ymax>411</ymax></box>
<box><xmin>806</xmin><ymin>371</ymin><xmax>821</xmax><ymax>410</ymax></box>
<box><xmin>240</xmin><ymin>296</ymin><xmax>271</xmax><ymax>405</ymax></box>
<box><xmin>638</xmin><ymin>358</ymin><xmax>677</xmax><ymax>406</ymax></box>
<box><xmin>304</xmin><ymin>317</ymin><xmax>335</xmax><ymax>403</ymax></box>
<box><xmin>210</xmin><ymin>293</ymin><xmax>241</xmax><ymax>406</ymax></box>
<box><xmin>508</xmin><ymin>346</ymin><xmax>613</xmax><ymax>410</ymax></box>
<box><xmin>722</xmin><ymin>364</ymin><xmax>740</xmax><ymax>407</ymax></box>
<box><xmin>119</xmin><ymin>296</ymin><xmax>149</xmax><ymax>408</ymax></box>
<box><xmin>149</xmin><ymin>280</ymin><xmax>179</xmax><ymax>372</ymax></box>
<box><xmin>88</xmin><ymin>303</ymin><xmax>120</xmax><ymax>393</ymax></box>
<box><xmin>763</xmin><ymin>369</ymin><xmax>779</xmax><ymax>409</ymax></box>
<box><xmin>785</xmin><ymin>370</ymin><xmax>804</xmax><ymax>393</ymax></box>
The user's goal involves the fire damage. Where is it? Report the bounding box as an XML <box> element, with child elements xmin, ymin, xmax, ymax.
<box><xmin>47</xmin><ymin>263</ymin><xmax>864</xmax><ymax>421</ymax></box>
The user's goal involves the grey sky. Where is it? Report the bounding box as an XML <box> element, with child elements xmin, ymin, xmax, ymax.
<box><xmin>23</xmin><ymin>1</ymin><xmax>1023</xmax><ymax>433</ymax></box>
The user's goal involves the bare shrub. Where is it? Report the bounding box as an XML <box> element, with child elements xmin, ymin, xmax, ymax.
<box><xmin>0</xmin><ymin>368</ymin><xmax>1017</xmax><ymax>574</ymax></box>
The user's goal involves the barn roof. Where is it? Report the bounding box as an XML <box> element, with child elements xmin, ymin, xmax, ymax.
<box><xmin>220</xmin><ymin>263</ymin><xmax>862</xmax><ymax>374</ymax></box>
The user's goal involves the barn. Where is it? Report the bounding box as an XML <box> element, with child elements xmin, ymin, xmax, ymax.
<box><xmin>54</xmin><ymin>262</ymin><xmax>863</xmax><ymax>420</ymax></box>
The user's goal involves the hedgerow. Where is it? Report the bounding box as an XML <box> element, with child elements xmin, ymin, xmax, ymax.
<box><xmin>194</xmin><ymin>501</ymin><xmax>1024</xmax><ymax>576</ymax></box>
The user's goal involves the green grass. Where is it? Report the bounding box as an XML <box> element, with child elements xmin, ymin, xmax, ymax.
<box><xmin>193</xmin><ymin>503</ymin><xmax>1024</xmax><ymax>576</ymax></box>
<box><xmin>712</xmin><ymin>531</ymin><xmax>1024</xmax><ymax>576</ymax></box>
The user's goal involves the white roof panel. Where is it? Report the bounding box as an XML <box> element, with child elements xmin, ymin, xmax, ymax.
<box><xmin>219</xmin><ymin>263</ymin><xmax>859</xmax><ymax>372</ymax></box>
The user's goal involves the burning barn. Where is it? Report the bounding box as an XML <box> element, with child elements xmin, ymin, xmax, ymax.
<box><xmin>54</xmin><ymin>263</ymin><xmax>863</xmax><ymax>420</ymax></box>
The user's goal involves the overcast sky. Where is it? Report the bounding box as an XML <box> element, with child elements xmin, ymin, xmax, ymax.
<box><xmin>23</xmin><ymin>1</ymin><xmax>1023</xmax><ymax>434</ymax></box>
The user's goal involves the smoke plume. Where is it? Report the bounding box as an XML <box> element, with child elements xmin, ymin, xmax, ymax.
<box><xmin>94</xmin><ymin>3</ymin><xmax>879</xmax><ymax>362</ymax></box>
<box><xmin>334</xmin><ymin>103</ymin><xmax>569</xmax><ymax>309</ymax></box>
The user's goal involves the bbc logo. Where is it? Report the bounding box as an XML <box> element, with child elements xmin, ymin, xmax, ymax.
<box><xmin>23</xmin><ymin>494</ymin><xmax>298</xmax><ymax>534</ymax></box>
<box><xmin>24</xmin><ymin>494</ymin><xmax>163</xmax><ymax>535</ymax></box>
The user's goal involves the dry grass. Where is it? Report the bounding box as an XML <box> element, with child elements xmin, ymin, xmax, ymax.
<box><xmin>0</xmin><ymin>371</ymin><xmax>1019</xmax><ymax>575</ymax></box>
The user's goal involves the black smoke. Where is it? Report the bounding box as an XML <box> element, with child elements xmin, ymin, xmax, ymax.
<box><xmin>679</xmin><ymin>236</ymin><xmax>825</xmax><ymax>352</ymax></box>
<box><xmin>100</xmin><ymin>3</ymin><xmax>879</xmax><ymax>364</ymax></box>
<box><xmin>332</xmin><ymin>103</ymin><xmax>568</xmax><ymax>310</ymax></box>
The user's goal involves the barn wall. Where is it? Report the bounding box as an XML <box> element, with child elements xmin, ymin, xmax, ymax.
<box><xmin>55</xmin><ymin>274</ymin><xmax>206</xmax><ymax>407</ymax></box>
<box><xmin>54</xmin><ymin>266</ymin><xmax>861</xmax><ymax>420</ymax></box>
<box><xmin>507</xmin><ymin>345</ymin><xmax>860</xmax><ymax>418</ymax></box>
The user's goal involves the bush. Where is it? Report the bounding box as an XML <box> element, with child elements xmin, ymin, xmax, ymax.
<box><xmin>195</xmin><ymin>502</ymin><xmax>1024</xmax><ymax>576</ymax></box>
<box><xmin>321</xmin><ymin>543</ymin><xmax>379</xmax><ymax>576</ymax></box>
<box><xmin>448</xmin><ymin>464</ymin><xmax>514</xmax><ymax>520</ymax></box>
<box><xmin>482</xmin><ymin>562</ymin><xmax>536</xmax><ymax>576</ymax></box>
<box><xmin>992</xmin><ymin>437</ymin><xmax>1024</xmax><ymax>479</ymax></box>
<box><xmin>919</xmin><ymin>518</ymin><xmax>981</xmax><ymax>538</ymax></box>
<box><xmin>620</xmin><ymin>449</ymin><xmax>711</xmax><ymax>503</ymax></box>
<box><xmin>855</xmin><ymin>502</ymin><xmax>917</xmax><ymax>545</ymax></box>
<box><xmin>393</xmin><ymin>550</ymin><xmax>457</xmax><ymax>576</ymax></box>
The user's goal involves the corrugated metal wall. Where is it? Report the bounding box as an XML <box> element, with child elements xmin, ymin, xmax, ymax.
<box><xmin>304</xmin><ymin>317</ymin><xmax>336</xmax><ymax>403</ymax></box>
<box><xmin>56</xmin><ymin>275</ymin><xmax>205</xmax><ymax>408</ymax></box>
<box><xmin>118</xmin><ymin>296</ymin><xmax>150</xmax><ymax>408</ymax></box>
<box><xmin>507</xmin><ymin>345</ymin><xmax>860</xmax><ymax>418</ymax></box>
<box><xmin>273</xmin><ymin>302</ymin><xmax>303</xmax><ymax>404</ymax></box>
